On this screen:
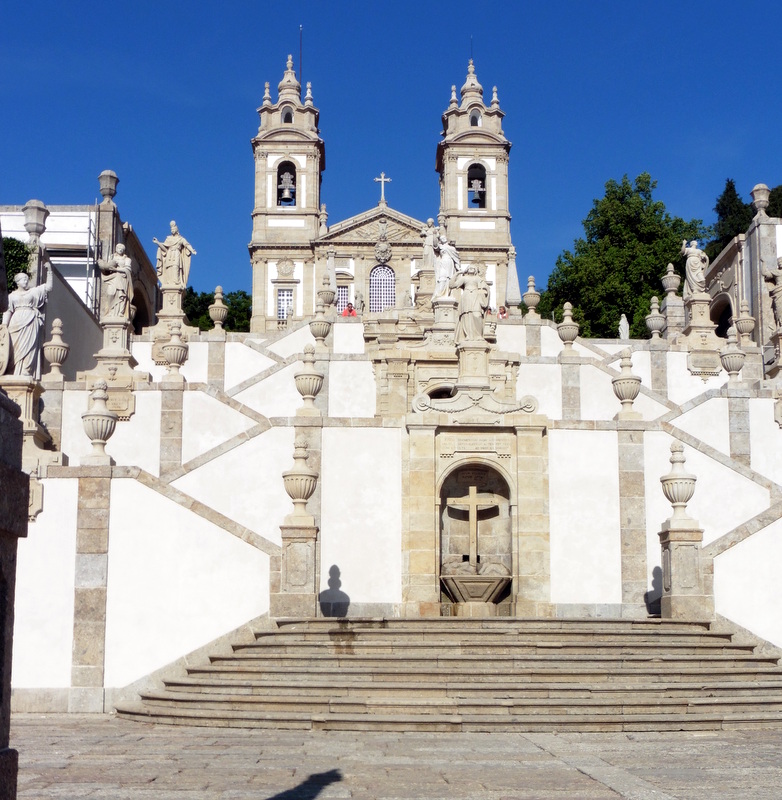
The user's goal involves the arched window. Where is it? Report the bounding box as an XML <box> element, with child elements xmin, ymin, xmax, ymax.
<box><xmin>469</xmin><ymin>110</ymin><xmax>482</xmax><ymax>127</ymax></box>
<box><xmin>277</xmin><ymin>161</ymin><xmax>296</xmax><ymax>206</ymax></box>
<box><xmin>467</xmin><ymin>163</ymin><xmax>487</xmax><ymax>208</ymax></box>
<box><xmin>281</xmin><ymin>107</ymin><xmax>294</xmax><ymax>124</ymax></box>
<box><xmin>369</xmin><ymin>265</ymin><xmax>395</xmax><ymax>312</ymax></box>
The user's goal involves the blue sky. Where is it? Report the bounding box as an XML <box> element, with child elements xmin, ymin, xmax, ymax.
<box><xmin>2</xmin><ymin>1</ymin><xmax>780</xmax><ymax>293</ymax></box>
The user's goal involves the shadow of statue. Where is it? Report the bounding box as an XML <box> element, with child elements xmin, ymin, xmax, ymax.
<box><xmin>318</xmin><ymin>565</ymin><xmax>350</xmax><ymax>617</ymax></box>
<box><xmin>644</xmin><ymin>566</ymin><xmax>662</xmax><ymax>616</ymax></box>
<box><xmin>264</xmin><ymin>768</ymin><xmax>342</xmax><ymax>800</ymax></box>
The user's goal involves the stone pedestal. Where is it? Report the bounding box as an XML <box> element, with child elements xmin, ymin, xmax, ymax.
<box><xmin>150</xmin><ymin>287</ymin><xmax>195</xmax><ymax>365</ymax></box>
<box><xmin>432</xmin><ymin>296</ymin><xmax>457</xmax><ymax>328</ymax></box>
<box><xmin>0</xmin><ymin>376</ymin><xmax>59</xmax><ymax>472</ymax></box>
<box><xmin>441</xmin><ymin>575</ymin><xmax>510</xmax><ymax>617</ymax></box>
<box><xmin>79</xmin><ymin>317</ymin><xmax>149</xmax><ymax>420</ymax></box>
<box><xmin>270</xmin><ymin>522</ymin><xmax>319</xmax><ymax>618</ymax></box>
<box><xmin>683</xmin><ymin>293</ymin><xmax>722</xmax><ymax>378</ymax></box>
<box><xmin>456</xmin><ymin>341</ymin><xmax>491</xmax><ymax>389</ymax></box>
<box><xmin>658</xmin><ymin>521</ymin><xmax>714</xmax><ymax>620</ymax></box>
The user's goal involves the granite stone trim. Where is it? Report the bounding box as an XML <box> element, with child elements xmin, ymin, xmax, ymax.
<box><xmin>703</xmin><ymin>499</ymin><xmax>782</xmax><ymax>559</ymax></box>
<box><xmin>560</xmin><ymin>362</ymin><xmax>580</xmax><ymax>420</ymax></box>
<box><xmin>727</xmin><ymin>395</ymin><xmax>750</xmax><ymax>467</ymax></box>
<box><xmin>618</xmin><ymin>429</ymin><xmax>647</xmax><ymax>610</ymax></box>
<box><xmin>159</xmin><ymin>386</ymin><xmax>183</xmax><ymax>480</ymax></box>
<box><xmin>126</xmin><ymin>470</ymin><xmax>281</xmax><ymax>557</ymax></box>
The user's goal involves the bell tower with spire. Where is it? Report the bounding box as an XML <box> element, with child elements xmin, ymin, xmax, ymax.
<box><xmin>249</xmin><ymin>55</ymin><xmax>325</xmax><ymax>332</ymax></box>
<box><xmin>435</xmin><ymin>60</ymin><xmax>516</xmax><ymax>311</ymax></box>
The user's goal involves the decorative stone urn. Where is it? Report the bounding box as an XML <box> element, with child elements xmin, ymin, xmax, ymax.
<box><xmin>751</xmin><ymin>183</ymin><xmax>770</xmax><ymax>217</ymax></box>
<box><xmin>660</xmin><ymin>441</ymin><xmax>696</xmax><ymax>522</ymax></box>
<box><xmin>557</xmin><ymin>302</ymin><xmax>579</xmax><ymax>351</ymax></box>
<box><xmin>522</xmin><ymin>275</ymin><xmax>541</xmax><ymax>320</ymax></box>
<box><xmin>294</xmin><ymin>345</ymin><xmax>323</xmax><ymax>415</ymax></box>
<box><xmin>98</xmin><ymin>170</ymin><xmax>119</xmax><ymax>203</ymax></box>
<box><xmin>42</xmin><ymin>318</ymin><xmax>70</xmax><ymax>378</ymax></box>
<box><xmin>208</xmin><ymin>286</ymin><xmax>228</xmax><ymax>330</ymax></box>
<box><xmin>162</xmin><ymin>323</ymin><xmax>188</xmax><ymax>380</ymax></box>
<box><xmin>734</xmin><ymin>300</ymin><xmax>755</xmax><ymax>347</ymax></box>
<box><xmin>661</xmin><ymin>263</ymin><xmax>681</xmax><ymax>299</ymax></box>
<box><xmin>612</xmin><ymin>349</ymin><xmax>641</xmax><ymax>419</ymax></box>
<box><xmin>719</xmin><ymin>326</ymin><xmax>745</xmax><ymax>381</ymax></box>
<box><xmin>645</xmin><ymin>297</ymin><xmax>665</xmax><ymax>339</ymax></box>
<box><xmin>282</xmin><ymin>438</ymin><xmax>318</xmax><ymax>521</ymax></box>
<box><xmin>81</xmin><ymin>379</ymin><xmax>117</xmax><ymax>465</ymax></box>
<box><xmin>308</xmin><ymin>301</ymin><xmax>332</xmax><ymax>350</ymax></box>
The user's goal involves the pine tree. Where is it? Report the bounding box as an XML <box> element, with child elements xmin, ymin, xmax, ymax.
<box><xmin>705</xmin><ymin>179</ymin><xmax>753</xmax><ymax>261</ymax></box>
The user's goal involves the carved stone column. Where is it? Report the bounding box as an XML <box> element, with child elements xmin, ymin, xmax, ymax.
<box><xmin>683</xmin><ymin>293</ymin><xmax>721</xmax><ymax>378</ymax></box>
<box><xmin>658</xmin><ymin>442</ymin><xmax>714</xmax><ymax>620</ymax></box>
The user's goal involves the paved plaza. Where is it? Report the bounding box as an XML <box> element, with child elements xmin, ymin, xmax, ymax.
<box><xmin>10</xmin><ymin>713</ymin><xmax>782</xmax><ymax>799</ymax></box>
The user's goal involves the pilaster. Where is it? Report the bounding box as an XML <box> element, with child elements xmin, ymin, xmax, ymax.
<box><xmin>159</xmin><ymin>384</ymin><xmax>184</xmax><ymax>479</ymax></box>
<box><xmin>70</xmin><ymin>469</ymin><xmax>112</xmax><ymax>712</ymax></box>
<box><xmin>617</xmin><ymin>428</ymin><xmax>648</xmax><ymax>614</ymax></box>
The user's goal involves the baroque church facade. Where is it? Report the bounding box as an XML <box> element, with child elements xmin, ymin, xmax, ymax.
<box><xmin>249</xmin><ymin>56</ymin><xmax>518</xmax><ymax>331</ymax></box>
<box><xmin>2</xmin><ymin>58</ymin><xmax>782</xmax><ymax>724</ymax></box>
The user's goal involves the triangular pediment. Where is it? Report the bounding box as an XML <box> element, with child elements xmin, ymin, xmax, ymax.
<box><xmin>317</xmin><ymin>204</ymin><xmax>427</xmax><ymax>245</ymax></box>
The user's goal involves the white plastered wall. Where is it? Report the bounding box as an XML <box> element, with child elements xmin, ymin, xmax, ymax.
<box><xmin>495</xmin><ymin>325</ymin><xmax>525</xmax><ymax>357</ymax></box>
<box><xmin>181</xmin><ymin>391</ymin><xmax>257</xmax><ymax>463</ymax></box>
<box><xmin>749</xmin><ymin>398</ymin><xmax>782</xmax><ymax>485</ymax></box>
<box><xmin>666</xmin><ymin>351</ymin><xmax>727</xmax><ymax>405</ymax></box>
<box><xmin>131</xmin><ymin>344</ymin><xmax>168</xmax><ymax>382</ymax></box>
<box><xmin>61</xmin><ymin>390</ymin><xmax>162</xmax><ymax>475</ymax></box>
<box><xmin>225</xmin><ymin>343</ymin><xmax>276</xmax><ymax>392</ymax></box>
<box><xmin>714</xmin><ymin>518</ymin><xmax>782</xmax><ymax>648</ymax></box>
<box><xmin>328</xmin><ymin>362</ymin><xmax>376</xmax><ymax>418</ymax></box>
<box><xmin>233</xmin><ymin>363</ymin><xmax>302</xmax><ymax>418</ymax></box>
<box><xmin>518</xmin><ymin>363</ymin><xmax>561</xmax><ymax>419</ymax></box>
<box><xmin>12</xmin><ymin>478</ymin><xmax>78</xmax><ymax>688</ymax></box>
<box><xmin>548</xmin><ymin>429</ymin><xmax>622</xmax><ymax>604</ymax></box>
<box><xmin>172</xmin><ymin>426</ymin><xmax>294</xmax><ymax>547</ymax></box>
<box><xmin>333</xmin><ymin>323</ymin><xmax>365</xmax><ymax>354</ymax></box>
<box><xmin>643</xmin><ymin>432</ymin><xmax>771</xmax><ymax>588</ymax></box>
<box><xmin>104</xmin><ymin>479</ymin><xmax>270</xmax><ymax>687</ymax></box>
<box><xmin>266</xmin><ymin>325</ymin><xmax>316</xmax><ymax>359</ymax></box>
<box><xmin>669</xmin><ymin>398</ymin><xmax>730</xmax><ymax>456</ymax></box>
<box><xmin>320</xmin><ymin>428</ymin><xmax>402</xmax><ymax>604</ymax></box>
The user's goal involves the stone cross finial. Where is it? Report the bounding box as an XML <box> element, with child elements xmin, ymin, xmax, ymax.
<box><xmin>374</xmin><ymin>172</ymin><xmax>391</xmax><ymax>204</ymax></box>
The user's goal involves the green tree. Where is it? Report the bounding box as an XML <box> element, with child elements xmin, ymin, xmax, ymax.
<box><xmin>3</xmin><ymin>237</ymin><xmax>31</xmax><ymax>292</ymax></box>
<box><xmin>538</xmin><ymin>173</ymin><xmax>704</xmax><ymax>338</ymax></box>
<box><xmin>705</xmin><ymin>179</ymin><xmax>754</xmax><ymax>262</ymax></box>
<box><xmin>182</xmin><ymin>287</ymin><xmax>252</xmax><ymax>332</ymax></box>
<box><xmin>769</xmin><ymin>185</ymin><xmax>782</xmax><ymax>218</ymax></box>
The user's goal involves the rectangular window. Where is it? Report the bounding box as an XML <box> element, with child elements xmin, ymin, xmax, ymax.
<box><xmin>277</xmin><ymin>288</ymin><xmax>293</xmax><ymax>320</ymax></box>
<box><xmin>336</xmin><ymin>285</ymin><xmax>349</xmax><ymax>313</ymax></box>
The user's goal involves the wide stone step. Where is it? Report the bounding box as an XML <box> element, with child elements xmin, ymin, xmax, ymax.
<box><xmin>238</xmin><ymin>640</ymin><xmax>754</xmax><ymax>656</ymax></box>
<box><xmin>163</xmin><ymin>676</ymin><xmax>782</xmax><ymax>699</ymax></box>
<box><xmin>209</xmin><ymin>652</ymin><xmax>777</xmax><ymax>670</ymax></box>
<box><xmin>187</xmin><ymin>663</ymin><xmax>782</xmax><ymax>684</ymax></box>
<box><xmin>115</xmin><ymin>703</ymin><xmax>782</xmax><ymax>732</ymax></box>
<box><xmin>115</xmin><ymin>617</ymin><xmax>782</xmax><ymax>733</ymax></box>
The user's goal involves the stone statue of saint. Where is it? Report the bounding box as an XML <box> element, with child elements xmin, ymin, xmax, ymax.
<box><xmin>354</xmin><ymin>290</ymin><xmax>365</xmax><ymax>314</ymax></box>
<box><xmin>762</xmin><ymin>257</ymin><xmax>782</xmax><ymax>330</ymax></box>
<box><xmin>99</xmin><ymin>243</ymin><xmax>134</xmax><ymax>320</ymax></box>
<box><xmin>681</xmin><ymin>240</ymin><xmax>708</xmax><ymax>299</ymax></box>
<box><xmin>450</xmin><ymin>265</ymin><xmax>489</xmax><ymax>344</ymax></box>
<box><xmin>420</xmin><ymin>218</ymin><xmax>439</xmax><ymax>270</ymax></box>
<box><xmin>1</xmin><ymin>265</ymin><xmax>53</xmax><ymax>377</ymax></box>
<box><xmin>153</xmin><ymin>220</ymin><xmax>196</xmax><ymax>289</ymax></box>
<box><xmin>618</xmin><ymin>313</ymin><xmax>630</xmax><ymax>339</ymax></box>
<box><xmin>433</xmin><ymin>235</ymin><xmax>460</xmax><ymax>300</ymax></box>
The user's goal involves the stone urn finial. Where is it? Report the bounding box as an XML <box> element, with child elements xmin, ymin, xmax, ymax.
<box><xmin>720</xmin><ymin>326</ymin><xmax>745</xmax><ymax>381</ymax></box>
<box><xmin>735</xmin><ymin>300</ymin><xmax>756</xmax><ymax>347</ymax></box>
<box><xmin>98</xmin><ymin>170</ymin><xmax>119</xmax><ymax>203</ymax></box>
<box><xmin>612</xmin><ymin>349</ymin><xmax>642</xmax><ymax>417</ymax></box>
<box><xmin>751</xmin><ymin>184</ymin><xmax>770</xmax><ymax>218</ymax></box>
<box><xmin>646</xmin><ymin>297</ymin><xmax>665</xmax><ymax>339</ymax></box>
<box><xmin>309</xmin><ymin>300</ymin><xmax>331</xmax><ymax>350</ymax></box>
<box><xmin>282</xmin><ymin>437</ymin><xmax>318</xmax><ymax>520</ymax></box>
<box><xmin>660</xmin><ymin>442</ymin><xmax>696</xmax><ymax>522</ymax></box>
<box><xmin>81</xmin><ymin>379</ymin><xmax>117</xmax><ymax>465</ymax></box>
<box><xmin>208</xmin><ymin>285</ymin><xmax>228</xmax><ymax>330</ymax></box>
<box><xmin>294</xmin><ymin>344</ymin><xmax>323</xmax><ymax>415</ymax></box>
<box><xmin>318</xmin><ymin>273</ymin><xmax>336</xmax><ymax>310</ymax></box>
<box><xmin>162</xmin><ymin>322</ymin><xmax>189</xmax><ymax>380</ymax></box>
<box><xmin>22</xmin><ymin>199</ymin><xmax>49</xmax><ymax>242</ymax></box>
<box><xmin>522</xmin><ymin>275</ymin><xmax>540</xmax><ymax>320</ymax></box>
<box><xmin>43</xmin><ymin>318</ymin><xmax>70</xmax><ymax>377</ymax></box>
<box><xmin>557</xmin><ymin>302</ymin><xmax>579</xmax><ymax>350</ymax></box>
<box><xmin>661</xmin><ymin>263</ymin><xmax>681</xmax><ymax>299</ymax></box>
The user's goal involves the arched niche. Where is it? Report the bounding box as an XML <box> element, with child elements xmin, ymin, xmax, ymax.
<box><xmin>710</xmin><ymin>293</ymin><xmax>734</xmax><ymax>338</ymax></box>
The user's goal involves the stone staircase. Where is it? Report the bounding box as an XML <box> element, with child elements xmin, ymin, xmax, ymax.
<box><xmin>116</xmin><ymin>617</ymin><xmax>782</xmax><ymax>732</ymax></box>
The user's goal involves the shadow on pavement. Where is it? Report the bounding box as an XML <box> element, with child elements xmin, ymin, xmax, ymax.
<box><xmin>265</xmin><ymin>768</ymin><xmax>343</xmax><ymax>799</ymax></box>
